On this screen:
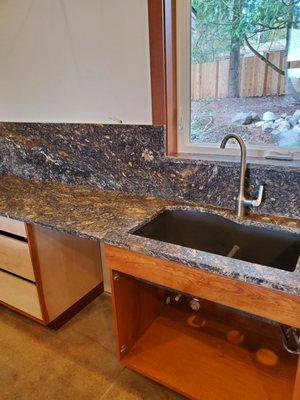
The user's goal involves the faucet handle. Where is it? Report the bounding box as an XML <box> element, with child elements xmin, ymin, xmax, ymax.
<box><xmin>251</xmin><ymin>185</ymin><xmax>264</xmax><ymax>207</ymax></box>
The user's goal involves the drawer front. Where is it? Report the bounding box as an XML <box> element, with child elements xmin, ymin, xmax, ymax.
<box><xmin>0</xmin><ymin>234</ymin><xmax>35</xmax><ymax>281</ymax></box>
<box><xmin>0</xmin><ymin>270</ymin><xmax>42</xmax><ymax>320</ymax></box>
<box><xmin>0</xmin><ymin>216</ymin><xmax>27</xmax><ymax>238</ymax></box>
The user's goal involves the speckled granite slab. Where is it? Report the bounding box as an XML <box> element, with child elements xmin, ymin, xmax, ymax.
<box><xmin>0</xmin><ymin>174</ymin><xmax>299</xmax><ymax>297</ymax></box>
<box><xmin>0</xmin><ymin>122</ymin><xmax>299</xmax><ymax>218</ymax></box>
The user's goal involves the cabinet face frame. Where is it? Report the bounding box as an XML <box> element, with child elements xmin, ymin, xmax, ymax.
<box><xmin>105</xmin><ymin>244</ymin><xmax>300</xmax><ymax>329</ymax></box>
<box><xmin>26</xmin><ymin>224</ymin><xmax>50</xmax><ymax>324</ymax></box>
<box><xmin>294</xmin><ymin>358</ymin><xmax>300</xmax><ymax>400</ymax></box>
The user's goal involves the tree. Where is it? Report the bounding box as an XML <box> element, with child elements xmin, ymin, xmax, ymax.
<box><xmin>242</xmin><ymin>0</ymin><xmax>297</xmax><ymax>76</ymax></box>
<box><xmin>192</xmin><ymin>0</ymin><xmax>298</xmax><ymax>96</ymax></box>
<box><xmin>228</xmin><ymin>0</ymin><xmax>242</xmax><ymax>97</ymax></box>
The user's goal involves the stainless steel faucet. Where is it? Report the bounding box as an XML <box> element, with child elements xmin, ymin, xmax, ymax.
<box><xmin>220</xmin><ymin>134</ymin><xmax>264</xmax><ymax>217</ymax></box>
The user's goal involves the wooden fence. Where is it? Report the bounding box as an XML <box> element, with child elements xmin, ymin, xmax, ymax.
<box><xmin>191</xmin><ymin>51</ymin><xmax>286</xmax><ymax>100</ymax></box>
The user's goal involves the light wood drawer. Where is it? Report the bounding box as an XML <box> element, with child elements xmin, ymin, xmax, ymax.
<box><xmin>0</xmin><ymin>270</ymin><xmax>42</xmax><ymax>319</ymax></box>
<box><xmin>0</xmin><ymin>216</ymin><xmax>27</xmax><ymax>238</ymax></box>
<box><xmin>0</xmin><ymin>234</ymin><xmax>35</xmax><ymax>281</ymax></box>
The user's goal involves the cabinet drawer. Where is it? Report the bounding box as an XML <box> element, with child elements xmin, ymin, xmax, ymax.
<box><xmin>0</xmin><ymin>216</ymin><xmax>27</xmax><ymax>238</ymax></box>
<box><xmin>0</xmin><ymin>270</ymin><xmax>42</xmax><ymax>320</ymax></box>
<box><xmin>0</xmin><ymin>234</ymin><xmax>35</xmax><ymax>281</ymax></box>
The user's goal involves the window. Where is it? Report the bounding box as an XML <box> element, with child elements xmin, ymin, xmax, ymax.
<box><xmin>176</xmin><ymin>0</ymin><xmax>300</xmax><ymax>159</ymax></box>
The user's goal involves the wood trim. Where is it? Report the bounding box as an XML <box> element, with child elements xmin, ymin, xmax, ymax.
<box><xmin>148</xmin><ymin>0</ymin><xmax>177</xmax><ymax>155</ymax></box>
<box><xmin>294</xmin><ymin>357</ymin><xmax>300</xmax><ymax>400</ymax></box>
<box><xmin>48</xmin><ymin>283</ymin><xmax>104</xmax><ymax>329</ymax></box>
<box><xmin>110</xmin><ymin>269</ymin><xmax>121</xmax><ymax>356</ymax></box>
<box><xmin>105</xmin><ymin>244</ymin><xmax>300</xmax><ymax>328</ymax></box>
<box><xmin>26</xmin><ymin>224</ymin><xmax>50</xmax><ymax>324</ymax></box>
<box><xmin>164</xmin><ymin>0</ymin><xmax>177</xmax><ymax>155</ymax></box>
<box><xmin>110</xmin><ymin>269</ymin><xmax>164</xmax><ymax>358</ymax></box>
<box><xmin>148</xmin><ymin>0</ymin><xmax>166</xmax><ymax>126</ymax></box>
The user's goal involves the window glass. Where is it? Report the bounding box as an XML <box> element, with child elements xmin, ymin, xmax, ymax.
<box><xmin>190</xmin><ymin>0</ymin><xmax>300</xmax><ymax>150</ymax></box>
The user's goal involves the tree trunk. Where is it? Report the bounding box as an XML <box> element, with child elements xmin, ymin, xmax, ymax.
<box><xmin>228</xmin><ymin>0</ymin><xmax>242</xmax><ymax>98</ymax></box>
<box><xmin>228</xmin><ymin>43</ymin><xmax>241</xmax><ymax>97</ymax></box>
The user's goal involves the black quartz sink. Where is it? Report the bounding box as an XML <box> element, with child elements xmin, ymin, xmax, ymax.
<box><xmin>133</xmin><ymin>210</ymin><xmax>300</xmax><ymax>272</ymax></box>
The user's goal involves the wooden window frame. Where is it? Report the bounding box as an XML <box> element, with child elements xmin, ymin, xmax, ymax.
<box><xmin>148</xmin><ymin>0</ymin><xmax>177</xmax><ymax>155</ymax></box>
<box><xmin>148</xmin><ymin>1</ymin><xmax>300</xmax><ymax>161</ymax></box>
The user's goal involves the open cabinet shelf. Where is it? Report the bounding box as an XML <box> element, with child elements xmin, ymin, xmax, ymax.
<box><xmin>112</xmin><ymin>272</ymin><xmax>299</xmax><ymax>400</ymax></box>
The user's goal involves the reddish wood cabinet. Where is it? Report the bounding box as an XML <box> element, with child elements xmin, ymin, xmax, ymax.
<box><xmin>105</xmin><ymin>244</ymin><xmax>300</xmax><ymax>400</ymax></box>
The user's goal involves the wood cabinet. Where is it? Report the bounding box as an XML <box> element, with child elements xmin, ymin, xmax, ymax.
<box><xmin>105</xmin><ymin>244</ymin><xmax>300</xmax><ymax>400</ymax></box>
<box><xmin>0</xmin><ymin>216</ymin><xmax>103</xmax><ymax>328</ymax></box>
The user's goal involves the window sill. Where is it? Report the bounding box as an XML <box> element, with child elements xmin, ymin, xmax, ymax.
<box><xmin>167</xmin><ymin>152</ymin><xmax>300</xmax><ymax>172</ymax></box>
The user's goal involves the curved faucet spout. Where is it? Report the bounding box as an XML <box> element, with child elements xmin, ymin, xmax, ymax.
<box><xmin>220</xmin><ymin>134</ymin><xmax>263</xmax><ymax>217</ymax></box>
<box><xmin>220</xmin><ymin>133</ymin><xmax>246</xmax><ymax>153</ymax></box>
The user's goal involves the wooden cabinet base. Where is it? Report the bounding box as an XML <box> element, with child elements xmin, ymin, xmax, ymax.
<box><xmin>106</xmin><ymin>245</ymin><xmax>300</xmax><ymax>400</ymax></box>
<box><xmin>111</xmin><ymin>271</ymin><xmax>300</xmax><ymax>400</ymax></box>
<box><xmin>27</xmin><ymin>224</ymin><xmax>104</xmax><ymax>325</ymax></box>
<box><xmin>105</xmin><ymin>245</ymin><xmax>300</xmax><ymax>328</ymax></box>
<box><xmin>0</xmin><ymin>217</ymin><xmax>104</xmax><ymax>328</ymax></box>
<box><xmin>47</xmin><ymin>283</ymin><xmax>104</xmax><ymax>329</ymax></box>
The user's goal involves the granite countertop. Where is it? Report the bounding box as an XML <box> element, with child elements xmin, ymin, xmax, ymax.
<box><xmin>0</xmin><ymin>174</ymin><xmax>299</xmax><ymax>296</ymax></box>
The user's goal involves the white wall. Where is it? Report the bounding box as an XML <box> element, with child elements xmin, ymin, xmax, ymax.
<box><xmin>0</xmin><ymin>0</ymin><xmax>152</xmax><ymax>124</ymax></box>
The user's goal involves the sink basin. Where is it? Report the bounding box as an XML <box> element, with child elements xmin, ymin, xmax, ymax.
<box><xmin>133</xmin><ymin>210</ymin><xmax>300</xmax><ymax>272</ymax></box>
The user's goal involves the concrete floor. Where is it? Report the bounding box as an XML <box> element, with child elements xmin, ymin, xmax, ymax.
<box><xmin>0</xmin><ymin>293</ymin><xmax>184</xmax><ymax>400</ymax></box>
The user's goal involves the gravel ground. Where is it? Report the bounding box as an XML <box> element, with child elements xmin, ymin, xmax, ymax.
<box><xmin>191</xmin><ymin>94</ymin><xmax>300</xmax><ymax>146</ymax></box>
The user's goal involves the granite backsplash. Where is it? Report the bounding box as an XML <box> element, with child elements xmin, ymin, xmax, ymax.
<box><xmin>0</xmin><ymin>122</ymin><xmax>299</xmax><ymax>218</ymax></box>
